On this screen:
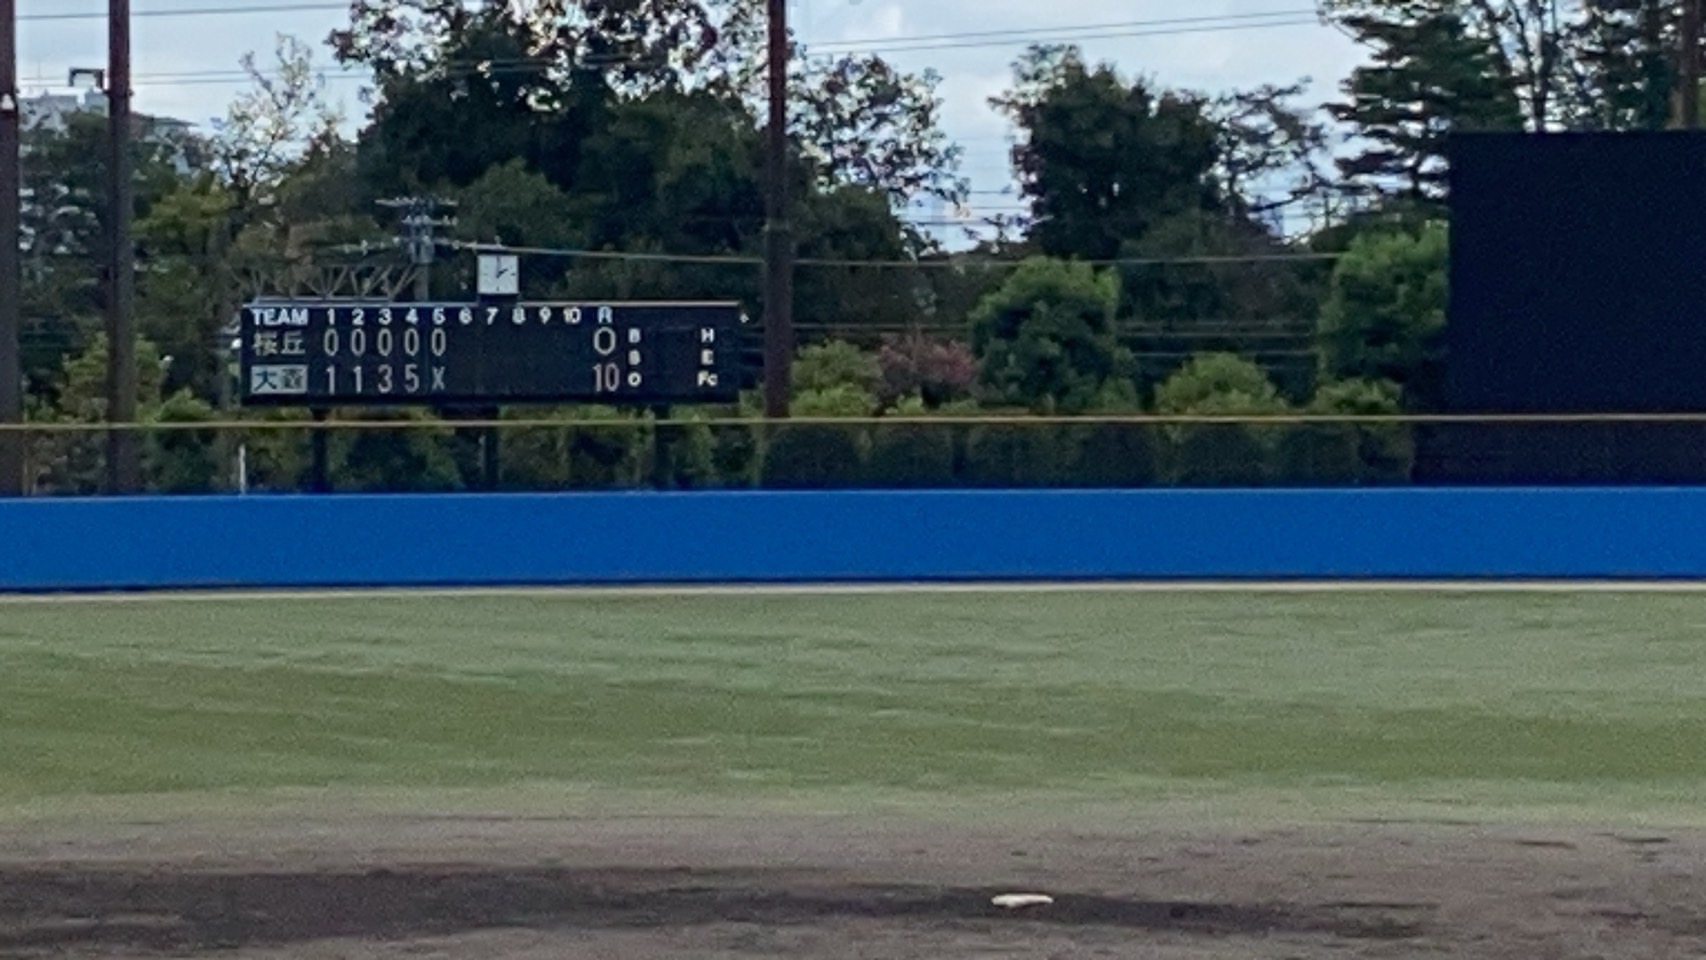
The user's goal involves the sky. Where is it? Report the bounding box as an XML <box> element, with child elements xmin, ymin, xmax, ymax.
<box><xmin>17</xmin><ymin>1</ymin><xmax>1370</xmax><ymax>237</ymax></box>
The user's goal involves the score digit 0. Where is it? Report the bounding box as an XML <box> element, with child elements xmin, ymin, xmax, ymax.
<box><xmin>593</xmin><ymin>327</ymin><xmax>618</xmax><ymax>357</ymax></box>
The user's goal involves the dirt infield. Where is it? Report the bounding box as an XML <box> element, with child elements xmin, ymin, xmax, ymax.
<box><xmin>2</xmin><ymin>815</ymin><xmax>1703</xmax><ymax>959</ymax></box>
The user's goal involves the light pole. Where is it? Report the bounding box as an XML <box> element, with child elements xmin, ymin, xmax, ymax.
<box><xmin>762</xmin><ymin>0</ymin><xmax>794</xmax><ymax>418</ymax></box>
<box><xmin>106</xmin><ymin>0</ymin><xmax>140</xmax><ymax>493</ymax></box>
<box><xmin>0</xmin><ymin>0</ymin><xmax>22</xmax><ymax>496</ymax></box>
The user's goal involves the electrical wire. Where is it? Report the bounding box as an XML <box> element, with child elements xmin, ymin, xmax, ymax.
<box><xmin>811</xmin><ymin>10</ymin><xmax>1316</xmax><ymax>51</ymax></box>
<box><xmin>20</xmin><ymin>10</ymin><xmax>1326</xmax><ymax>88</ymax></box>
<box><xmin>20</xmin><ymin>1</ymin><xmax>347</xmax><ymax>21</ymax></box>
<box><xmin>436</xmin><ymin>238</ymin><xmax>1344</xmax><ymax>268</ymax></box>
<box><xmin>24</xmin><ymin>240</ymin><xmax>1345</xmax><ymax>268</ymax></box>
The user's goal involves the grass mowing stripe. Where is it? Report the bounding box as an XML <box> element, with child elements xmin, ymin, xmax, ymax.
<box><xmin>3</xmin><ymin>591</ymin><xmax>1705</xmax><ymax>822</ymax></box>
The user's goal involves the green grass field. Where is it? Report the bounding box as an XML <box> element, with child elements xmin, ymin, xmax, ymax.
<box><xmin>4</xmin><ymin>587</ymin><xmax>1705</xmax><ymax>827</ymax></box>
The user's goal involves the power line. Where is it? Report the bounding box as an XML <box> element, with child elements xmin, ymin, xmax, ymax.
<box><xmin>20</xmin><ymin>11</ymin><xmax>1326</xmax><ymax>88</ymax></box>
<box><xmin>811</xmin><ymin>10</ymin><xmax>1316</xmax><ymax>51</ymax></box>
<box><xmin>814</xmin><ymin>11</ymin><xmax>1320</xmax><ymax>55</ymax></box>
<box><xmin>27</xmin><ymin>244</ymin><xmax>1346</xmax><ymax>268</ymax></box>
<box><xmin>439</xmin><ymin>238</ymin><xmax>1343</xmax><ymax>269</ymax></box>
<box><xmin>20</xmin><ymin>1</ymin><xmax>344</xmax><ymax>21</ymax></box>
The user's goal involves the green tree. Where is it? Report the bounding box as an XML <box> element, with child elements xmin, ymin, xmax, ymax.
<box><xmin>450</xmin><ymin>159</ymin><xmax>585</xmax><ymax>295</ymax></box>
<box><xmin>1569</xmin><ymin>0</ymin><xmax>1678</xmax><ymax>129</ymax></box>
<box><xmin>497</xmin><ymin>406</ymin><xmax>649</xmax><ymax>491</ymax></box>
<box><xmin>866</xmin><ymin>394</ymin><xmax>961</xmax><ymax>488</ymax></box>
<box><xmin>135</xmin><ymin>182</ymin><xmax>238</xmax><ymax>399</ymax></box>
<box><xmin>962</xmin><ymin>417</ymin><xmax>1078</xmax><ymax>488</ymax></box>
<box><xmin>1324</xmin><ymin>0</ymin><xmax>1574</xmax><ymax>132</ymax></box>
<box><xmin>792</xmin><ymin>186</ymin><xmax>923</xmax><ymax>334</ymax></box>
<box><xmin>760</xmin><ymin>422</ymin><xmax>866</xmax><ymax>488</ymax></box>
<box><xmin>991</xmin><ymin>45</ymin><xmax>1223</xmax><ymax>261</ymax></box>
<box><xmin>28</xmin><ymin>332</ymin><xmax>230</xmax><ymax>494</ymax></box>
<box><xmin>969</xmin><ymin>257</ymin><xmax>1132</xmax><ymax>414</ymax></box>
<box><xmin>26</xmin><ymin>333</ymin><xmax>167</xmax><ymax>494</ymax></box>
<box><xmin>1067</xmin><ymin>387</ymin><xmax>1158</xmax><ymax>488</ymax></box>
<box><xmin>793</xmin><ymin>341</ymin><xmax>882</xmax><ymax>397</ymax></box>
<box><xmin>1117</xmin><ymin>211</ymin><xmax>1324</xmax><ymax>400</ymax></box>
<box><xmin>1324</xmin><ymin>5</ymin><xmax>1523</xmax><ymax>203</ymax></box>
<box><xmin>1154</xmin><ymin>351</ymin><xmax>1289</xmax><ymax>414</ymax></box>
<box><xmin>336</xmin><ymin>0</ymin><xmax>960</xmax><ymax>211</ymax></box>
<box><xmin>790</xmin><ymin>385</ymin><xmax>878</xmax><ymax>418</ymax></box>
<box><xmin>329</xmin><ymin>408</ymin><xmax>464</xmax><ymax>493</ymax></box>
<box><xmin>1317</xmin><ymin>222</ymin><xmax>1448</xmax><ymax>408</ymax></box>
<box><xmin>333</xmin><ymin>0</ymin><xmax>726</xmax><ymax>95</ymax></box>
<box><xmin>1153</xmin><ymin>352</ymin><xmax>1291</xmax><ymax>486</ymax></box>
<box><xmin>1209</xmin><ymin>81</ymin><xmax>1334</xmax><ymax>222</ymax></box>
<box><xmin>147</xmin><ymin>390</ymin><xmax>224</xmax><ymax>494</ymax></box>
<box><xmin>786</xmin><ymin>55</ymin><xmax>967</xmax><ymax>209</ymax></box>
<box><xmin>1280</xmin><ymin>377</ymin><xmax>1415</xmax><ymax>485</ymax></box>
<box><xmin>20</xmin><ymin>112</ymin><xmax>197</xmax><ymax>400</ymax></box>
<box><xmin>211</xmin><ymin>33</ymin><xmax>346</xmax><ymax>216</ymax></box>
<box><xmin>217</xmin><ymin>35</ymin><xmax>381</xmax><ymax>266</ymax></box>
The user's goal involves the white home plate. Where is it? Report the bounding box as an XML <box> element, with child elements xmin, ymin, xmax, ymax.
<box><xmin>991</xmin><ymin>893</ymin><xmax>1055</xmax><ymax>908</ymax></box>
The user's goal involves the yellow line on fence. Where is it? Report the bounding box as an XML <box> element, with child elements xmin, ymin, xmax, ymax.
<box><xmin>4</xmin><ymin>412</ymin><xmax>1706</xmax><ymax>433</ymax></box>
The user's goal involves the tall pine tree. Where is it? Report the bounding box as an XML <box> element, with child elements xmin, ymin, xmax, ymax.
<box><xmin>1568</xmin><ymin>0</ymin><xmax>1679</xmax><ymax>129</ymax></box>
<box><xmin>1326</xmin><ymin>8</ymin><xmax>1523</xmax><ymax>203</ymax></box>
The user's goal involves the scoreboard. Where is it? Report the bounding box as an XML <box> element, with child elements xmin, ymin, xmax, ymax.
<box><xmin>238</xmin><ymin>300</ymin><xmax>745</xmax><ymax>407</ymax></box>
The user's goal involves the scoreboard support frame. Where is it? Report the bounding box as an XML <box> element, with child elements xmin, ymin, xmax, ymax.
<box><xmin>309</xmin><ymin>408</ymin><xmax>330</xmax><ymax>494</ymax></box>
<box><xmin>478</xmin><ymin>404</ymin><xmax>501</xmax><ymax>491</ymax></box>
<box><xmin>650</xmin><ymin>403</ymin><xmax>673</xmax><ymax>491</ymax></box>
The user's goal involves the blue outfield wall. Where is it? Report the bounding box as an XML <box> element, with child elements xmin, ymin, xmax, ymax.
<box><xmin>4</xmin><ymin>488</ymin><xmax>1706</xmax><ymax>592</ymax></box>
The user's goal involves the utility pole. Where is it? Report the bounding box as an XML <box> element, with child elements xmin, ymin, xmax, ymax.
<box><xmin>1683</xmin><ymin>0</ymin><xmax>1702</xmax><ymax>128</ymax></box>
<box><xmin>105</xmin><ymin>0</ymin><xmax>139</xmax><ymax>493</ymax></box>
<box><xmin>0</xmin><ymin>0</ymin><xmax>23</xmax><ymax>495</ymax></box>
<box><xmin>380</xmin><ymin>195</ymin><xmax>456</xmax><ymax>301</ymax></box>
<box><xmin>762</xmin><ymin>0</ymin><xmax>794</xmax><ymax>418</ymax></box>
<box><xmin>379</xmin><ymin>196</ymin><xmax>500</xmax><ymax>486</ymax></box>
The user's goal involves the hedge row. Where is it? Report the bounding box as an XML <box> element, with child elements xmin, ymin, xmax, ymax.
<box><xmin>28</xmin><ymin>417</ymin><xmax>1416</xmax><ymax>494</ymax></box>
<box><xmin>484</xmin><ymin>419</ymin><xmax>1414</xmax><ymax>491</ymax></box>
<box><xmin>752</xmin><ymin>420</ymin><xmax>1415</xmax><ymax>489</ymax></box>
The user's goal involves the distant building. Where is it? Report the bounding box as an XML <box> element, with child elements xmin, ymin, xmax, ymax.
<box><xmin>15</xmin><ymin>90</ymin><xmax>203</xmax><ymax>256</ymax></box>
<box><xmin>19</xmin><ymin>88</ymin><xmax>200</xmax><ymax>174</ymax></box>
<box><xmin>18</xmin><ymin>89</ymin><xmax>107</xmax><ymax>132</ymax></box>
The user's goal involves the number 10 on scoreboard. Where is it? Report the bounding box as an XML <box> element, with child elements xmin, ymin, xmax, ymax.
<box><xmin>591</xmin><ymin>325</ymin><xmax>645</xmax><ymax>393</ymax></box>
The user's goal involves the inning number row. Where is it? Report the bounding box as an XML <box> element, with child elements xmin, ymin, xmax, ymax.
<box><xmin>327</xmin><ymin>305</ymin><xmax>617</xmax><ymax>327</ymax></box>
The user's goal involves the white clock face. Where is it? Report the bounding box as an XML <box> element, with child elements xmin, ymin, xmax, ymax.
<box><xmin>479</xmin><ymin>255</ymin><xmax>520</xmax><ymax>295</ymax></box>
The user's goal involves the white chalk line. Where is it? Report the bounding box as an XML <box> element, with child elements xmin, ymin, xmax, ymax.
<box><xmin>7</xmin><ymin>580</ymin><xmax>1706</xmax><ymax>605</ymax></box>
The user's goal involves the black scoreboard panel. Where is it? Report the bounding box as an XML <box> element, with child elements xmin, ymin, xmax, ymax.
<box><xmin>238</xmin><ymin>300</ymin><xmax>745</xmax><ymax>406</ymax></box>
<box><xmin>1419</xmin><ymin>131</ymin><xmax>1706</xmax><ymax>483</ymax></box>
<box><xmin>1446</xmin><ymin>131</ymin><xmax>1706</xmax><ymax>414</ymax></box>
